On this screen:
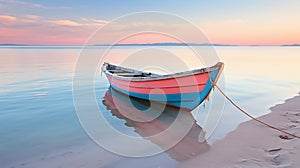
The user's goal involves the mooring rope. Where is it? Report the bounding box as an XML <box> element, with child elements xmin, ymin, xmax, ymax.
<box><xmin>213</xmin><ymin>83</ymin><xmax>300</xmax><ymax>139</ymax></box>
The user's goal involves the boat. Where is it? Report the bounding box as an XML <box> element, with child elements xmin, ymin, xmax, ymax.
<box><xmin>102</xmin><ymin>87</ymin><xmax>210</xmax><ymax>161</ymax></box>
<box><xmin>102</xmin><ymin>62</ymin><xmax>224</xmax><ymax>110</ymax></box>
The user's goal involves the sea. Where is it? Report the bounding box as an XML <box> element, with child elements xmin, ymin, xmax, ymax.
<box><xmin>1</xmin><ymin>46</ymin><xmax>300</xmax><ymax>167</ymax></box>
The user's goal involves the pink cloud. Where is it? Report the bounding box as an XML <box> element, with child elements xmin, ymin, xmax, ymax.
<box><xmin>50</xmin><ymin>20</ymin><xmax>82</xmax><ymax>27</ymax></box>
<box><xmin>0</xmin><ymin>15</ymin><xmax>17</xmax><ymax>22</ymax></box>
<box><xmin>81</xmin><ymin>18</ymin><xmax>108</xmax><ymax>24</ymax></box>
<box><xmin>0</xmin><ymin>15</ymin><xmax>107</xmax><ymax>45</ymax></box>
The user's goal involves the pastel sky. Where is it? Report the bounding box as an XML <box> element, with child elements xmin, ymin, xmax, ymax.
<box><xmin>0</xmin><ymin>0</ymin><xmax>299</xmax><ymax>45</ymax></box>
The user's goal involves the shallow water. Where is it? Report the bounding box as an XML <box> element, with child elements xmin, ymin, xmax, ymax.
<box><xmin>1</xmin><ymin>46</ymin><xmax>299</xmax><ymax>167</ymax></box>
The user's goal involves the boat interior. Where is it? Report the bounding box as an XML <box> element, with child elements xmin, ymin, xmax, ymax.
<box><xmin>106</xmin><ymin>64</ymin><xmax>157</xmax><ymax>78</ymax></box>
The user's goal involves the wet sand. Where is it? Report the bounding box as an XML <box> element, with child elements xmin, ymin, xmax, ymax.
<box><xmin>180</xmin><ymin>94</ymin><xmax>300</xmax><ymax>168</ymax></box>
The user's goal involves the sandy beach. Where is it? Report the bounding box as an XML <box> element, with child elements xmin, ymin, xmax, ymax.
<box><xmin>180</xmin><ymin>93</ymin><xmax>300</xmax><ymax>168</ymax></box>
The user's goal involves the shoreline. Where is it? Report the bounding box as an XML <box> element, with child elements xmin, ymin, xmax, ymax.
<box><xmin>5</xmin><ymin>94</ymin><xmax>300</xmax><ymax>168</ymax></box>
<box><xmin>180</xmin><ymin>93</ymin><xmax>300</xmax><ymax>167</ymax></box>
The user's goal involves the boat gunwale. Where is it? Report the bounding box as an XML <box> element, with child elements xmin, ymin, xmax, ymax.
<box><xmin>102</xmin><ymin>62</ymin><xmax>224</xmax><ymax>82</ymax></box>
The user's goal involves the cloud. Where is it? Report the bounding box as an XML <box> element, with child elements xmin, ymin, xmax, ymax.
<box><xmin>0</xmin><ymin>0</ymin><xmax>70</xmax><ymax>9</ymax></box>
<box><xmin>81</xmin><ymin>18</ymin><xmax>108</xmax><ymax>26</ymax></box>
<box><xmin>0</xmin><ymin>15</ymin><xmax>16</xmax><ymax>22</ymax></box>
<box><xmin>50</xmin><ymin>20</ymin><xmax>82</xmax><ymax>27</ymax></box>
<box><xmin>0</xmin><ymin>14</ymin><xmax>108</xmax><ymax>28</ymax></box>
<box><xmin>0</xmin><ymin>14</ymin><xmax>44</xmax><ymax>27</ymax></box>
<box><xmin>0</xmin><ymin>16</ymin><xmax>234</xmax><ymax>45</ymax></box>
<box><xmin>0</xmin><ymin>16</ymin><xmax>102</xmax><ymax>45</ymax></box>
<box><xmin>92</xmin><ymin>19</ymin><xmax>108</xmax><ymax>24</ymax></box>
<box><xmin>0</xmin><ymin>16</ymin><xmax>95</xmax><ymax>45</ymax></box>
<box><xmin>0</xmin><ymin>0</ymin><xmax>45</xmax><ymax>8</ymax></box>
<box><xmin>48</xmin><ymin>18</ymin><xmax>109</xmax><ymax>27</ymax></box>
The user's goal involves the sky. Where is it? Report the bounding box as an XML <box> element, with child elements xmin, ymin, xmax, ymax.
<box><xmin>0</xmin><ymin>0</ymin><xmax>299</xmax><ymax>45</ymax></box>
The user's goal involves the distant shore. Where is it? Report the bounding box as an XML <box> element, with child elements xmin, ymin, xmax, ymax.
<box><xmin>1</xmin><ymin>43</ymin><xmax>300</xmax><ymax>47</ymax></box>
<box><xmin>180</xmin><ymin>93</ymin><xmax>300</xmax><ymax>167</ymax></box>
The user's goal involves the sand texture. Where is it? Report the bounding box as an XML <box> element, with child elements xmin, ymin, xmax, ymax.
<box><xmin>180</xmin><ymin>94</ymin><xmax>300</xmax><ymax>168</ymax></box>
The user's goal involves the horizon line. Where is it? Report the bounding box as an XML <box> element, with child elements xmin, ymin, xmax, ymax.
<box><xmin>0</xmin><ymin>42</ymin><xmax>299</xmax><ymax>47</ymax></box>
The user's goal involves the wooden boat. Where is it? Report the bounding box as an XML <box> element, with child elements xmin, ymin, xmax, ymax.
<box><xmin>102</xmin><ymin>62</ymin><xmax>224</xmax><ymax>110</ymax></box>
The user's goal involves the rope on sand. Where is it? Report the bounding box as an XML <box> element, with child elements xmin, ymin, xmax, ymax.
<box><xmin>213</xmin><ymin>83</ymin><xmax>300</xmax><ymax>139</ymax></box>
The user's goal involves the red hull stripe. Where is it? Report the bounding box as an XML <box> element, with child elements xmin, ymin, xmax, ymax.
<box><xmin>108</xmin><ymin>72</ymin><xmax>209</xmax><ymax>88</ymax></box>
<box><xmin>106</xmin><ymin>73</ymin><xmax>209</xmax><ymax>95</ymax></box>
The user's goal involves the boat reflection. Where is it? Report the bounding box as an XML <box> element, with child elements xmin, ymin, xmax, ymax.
<box><xmin>102</xmin><ymin>87</ymin><xmax>210</xmax><ymax>161</ymax></box>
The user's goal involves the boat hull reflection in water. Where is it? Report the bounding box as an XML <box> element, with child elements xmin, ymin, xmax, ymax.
<box><xmin>102</xmin><ymin>87</ymin><xmax>210</xmax><ymax>161</ymax></box>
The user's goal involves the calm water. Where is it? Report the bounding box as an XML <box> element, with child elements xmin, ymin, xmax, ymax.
<box><xmin>1</xmin><ymin>46</ymin><xmax>300</xmax><ymax>167</ymax></box>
